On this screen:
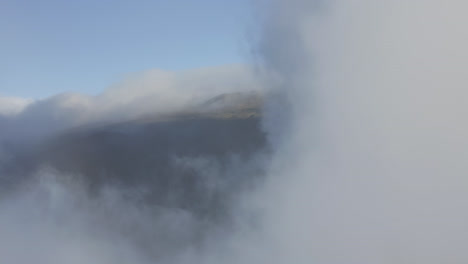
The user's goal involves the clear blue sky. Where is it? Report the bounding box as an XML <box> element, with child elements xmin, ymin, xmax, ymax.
<box><xmin>0</xmin><ymin>0</ymin><xmax>253</xmax><ymax>98</ymax></box>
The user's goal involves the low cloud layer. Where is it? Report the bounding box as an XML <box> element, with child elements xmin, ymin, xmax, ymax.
<box><xmin>1</xmin><ymin>64</ymin><xmax>263</xmax><ymax>143</ymax></box>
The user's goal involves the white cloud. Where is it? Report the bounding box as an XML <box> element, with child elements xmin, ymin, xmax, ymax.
<box><xmin>0</xmin><ymin>64</ymin><xmax>263</xmax><ymax>143</ymax></box>
<box><xmin>0</xmin><ymin>96</ymin><xmax>33</xmax><ymax>116</ymax></box>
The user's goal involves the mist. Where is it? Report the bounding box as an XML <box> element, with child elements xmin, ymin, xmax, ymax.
<box><xmin>2</xmin><ymin>0</ymin><xmax>468</xmax><ymax>263</ymax></box>
<box><xmin>256</xmin><ymin>0</ymin><xmax>468</xmax><ymax>263</ymax></box>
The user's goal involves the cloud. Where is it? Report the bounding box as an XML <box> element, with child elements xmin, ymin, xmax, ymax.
<box><xmin>254</xmin><ymin>0</ymin><xmax>468</xmax><ymax>263</ymax></box>
<box><xmin>0</xmin><ymin>96</ymin><xmax>32</xmax><ymax>116</ymax></box>
<box><xmin>0</xmin><ymin>64</ymin><xmax>263</xmax><ymax>143</ymax></box>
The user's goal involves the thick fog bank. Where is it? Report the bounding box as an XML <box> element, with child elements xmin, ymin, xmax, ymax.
<box><xmin>256</xmin><ymin>1</ymin><xmax>468</xmax><ymax>263</ymax></box>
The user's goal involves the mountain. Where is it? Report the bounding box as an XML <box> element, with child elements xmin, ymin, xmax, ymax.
<box><xmin>0</xmin><ymin>92</ymin><xmax>268</xmax><ymax>221</ymax></box>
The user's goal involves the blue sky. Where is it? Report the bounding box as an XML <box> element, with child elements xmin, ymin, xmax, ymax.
<box><xmin>1</xmin><ymin>0</ymin><xmax>253</xmax><ymax>98</ymax></box>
